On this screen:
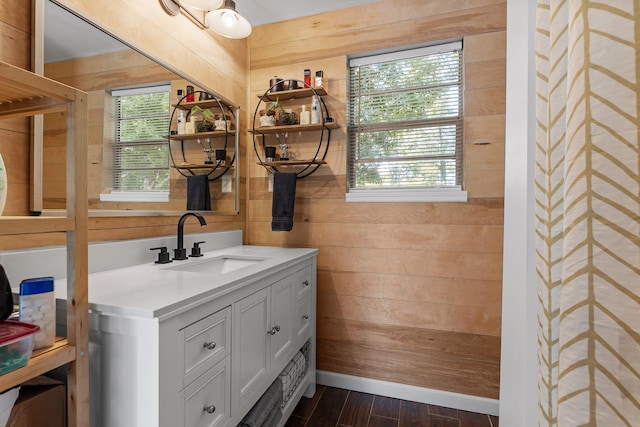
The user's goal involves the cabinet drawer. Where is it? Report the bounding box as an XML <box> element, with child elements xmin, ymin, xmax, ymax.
<box><xmin>295</xmin><ymin>295</ymin><xmax>312</xmax><ymax>347</ymax></box>
<box><xmin>184</xmin><ymin>357</ymin><xmax>231</xmax><ymax>427</ymax></box>
<box><xmin>184</xmin><ymin>306</ymin><xmax>230</xmax><ymax>385</ymax></box>
<box><xmin>294</xmin><ymin>265</ymin><xmax>312</xmax><ymax>301</ymax></box>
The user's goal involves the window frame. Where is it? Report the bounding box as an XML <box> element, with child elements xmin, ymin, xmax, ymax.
<box><xmin>346</xmin><ymin>41</ymin><xmax>468</xmax><ymax>203</ymax></box>
<box><xmin>100</xmin><ymin>83</ymin><xmax>171</xmax><ymax>203</ymax></box>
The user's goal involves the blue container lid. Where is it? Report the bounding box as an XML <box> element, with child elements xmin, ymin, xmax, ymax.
<box><xmin>19</xmin><ymin>276</ymin><xmax>54</xmax><ymax>295</ymax></box>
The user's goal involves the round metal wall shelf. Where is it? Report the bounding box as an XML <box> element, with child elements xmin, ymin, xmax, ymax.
<box><xmin>250</xmin><ymin>79</ymin><xmax>336</xmax><ymax>179</ymax></box>
<box><xmin>167</xmin><ymin>90</ymin><xmax>236</xmax><ymax>181</ymax></box>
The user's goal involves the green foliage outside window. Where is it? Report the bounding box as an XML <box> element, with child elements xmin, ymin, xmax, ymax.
<box><xmin>348</xmin><ymin>45</ymin><xmax>463</xmax><ymax>189</ymax></box>
<box><xmin>114</xmin><ymin>90</ymin><xmax>170</xmax><ymax>191</ymax></box>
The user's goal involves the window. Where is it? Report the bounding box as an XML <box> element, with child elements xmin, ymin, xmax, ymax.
<box><xmin>101</xmin><ymin>84</ymin><xmax>171</xmax><ymax>202</ymax></box>
<box><xmin>346</xmin><ymin>41</ymin><xmax>467</xmax><ymax>202</ymax></box>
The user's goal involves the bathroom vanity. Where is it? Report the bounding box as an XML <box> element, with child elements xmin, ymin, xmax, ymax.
<box><xmin>5</xmin><ymin>231</ymin><xmax>317</xmax><ymax>427</ymax></box>
<box><xmin>87</xmin><ymin>248</ymin><xmax>316</xmax><ymax>427</ymax></box>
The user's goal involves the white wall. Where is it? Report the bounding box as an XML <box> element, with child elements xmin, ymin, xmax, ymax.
<box><xmin>500</xmin><ymin>0</ymin><xmax>538</xmax><ymax>425</ymax></box>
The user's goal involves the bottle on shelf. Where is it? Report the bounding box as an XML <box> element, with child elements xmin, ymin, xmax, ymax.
<box><xmin>177</xmin><ymin>110</ymin><xmax>186</xmax><ymax>134</ymax></box>
<box><xmin>304</xmin><ymin>69</ymin><xmax>311</xmax><ymax>88</ymax></box>
<box><xmin>186</xmin><ymin>85</ymin><xmax>194</xmax><ymax>102</ymax></box>
<box><xmin>300</xmin><ymin>105</ymin><xmax>310</xmax><ymax>125</ymax></box>
<box><xmin>270</xmin><ymin>76</ymin><xmax>284</xmax><ymax>92</ymax></box>
<box><xmin>311</xmin><ymin>96</ymin><xmax>321</xmax><ymax>124</ymax></box>
<box><xmin>315</xmin><ymin>70</ymin><xmax>324</xmax><ymax>88</ymax></box>
<box><xmin>185</xmin><ymin>117</ymin><xmax>195</xmax><ymax>134</ymax></box>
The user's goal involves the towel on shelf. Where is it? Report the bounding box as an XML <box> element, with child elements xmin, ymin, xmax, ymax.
<box><xmin>271</xmin><ymin>172</ymin><xmax>297</xmax><ymax>232</ymax></box>
<box><xmin>238</xmin><ymin>378</ymin><xmax>283</xmax><ymax>427</ymax></box>
<box><xmin>262</xmin><ymin>403</ymin><xmax>282</xmax><ymax>427</ymax></box>
<box><xmin>186</xmin><ymin>174</ymin><xmax>211</xmax><ymax>210</ymax></box>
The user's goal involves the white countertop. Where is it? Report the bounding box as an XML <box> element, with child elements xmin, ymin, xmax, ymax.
<box><xmin>54</xmin><ymin>245</ymin><xmax>317</xmax><ymax>320</ymax></box>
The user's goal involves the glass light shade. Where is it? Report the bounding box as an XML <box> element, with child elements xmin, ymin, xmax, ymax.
<box><xmin>180</xmin><ymin>0</ymin><xmax>223</xmax><ymax>10</ymax></box>
<box><xmin>206</xmin><ymin>2</ymin><xmax>252</xmax><ymax>39</ymax></box>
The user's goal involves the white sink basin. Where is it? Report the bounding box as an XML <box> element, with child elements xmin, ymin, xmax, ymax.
<box><xmin>164</xmin><ymin>256</ymin><xmax>268</xmax><ymax>275</ymax></box>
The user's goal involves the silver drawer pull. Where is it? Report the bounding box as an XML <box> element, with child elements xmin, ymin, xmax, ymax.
<box><xmin>203</xmin><ymin>405</ymin><xmax>216</xmax><ymax>414</ymax></box>
<box><xmin>302</xmin><ymin>314</ymin><xmax>309</xmax><ymax>320</ymax></box>
<box><xmin>303</xmin><ymin>280</ymin><xmax>309</xmax><ymax>287</ymax></box>
<box><xmin>203</xmin><ymin>341</ymin><xmax>217</xmax><ymax>350</ymax></box>
<box><xmin>267</xmin><ymin>325</ymin><xmax>281</xmax><ymax>335</ymax></box>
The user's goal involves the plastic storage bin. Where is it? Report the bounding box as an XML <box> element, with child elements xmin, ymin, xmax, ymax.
<box><xmin>0</xmin><ymin>321</ymin><xmax>39</xmax><ymax>375</ymax></box>
<box><xmin>19</xmin><ymin>277</ymin><xmax>55</xmax><ymax>349</ymax></box>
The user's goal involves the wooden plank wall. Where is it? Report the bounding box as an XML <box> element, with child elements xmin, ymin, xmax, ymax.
<box><xmin>0</xmin><ymin>0</ymin><xmax>32</xmax><ymax>216</ymax></box>
<box><xmin>4</xmin><ymin>0</ymin><xmax>506</xmax><ymax>399</ymax></box>
<box><xmin>248</xmin><ymin>0</ymin><xmax>506</xmax><ymax>399</ymax></box>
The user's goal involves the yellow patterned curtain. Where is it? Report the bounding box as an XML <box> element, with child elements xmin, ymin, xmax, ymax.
<box><xmin>536</xmin><ymin>1</ymin><xmax>640</xmax><ymax>425</ymax></box>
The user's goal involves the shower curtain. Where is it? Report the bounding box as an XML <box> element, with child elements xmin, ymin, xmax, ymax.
<box><xmin>535</xmin><ymin>1</ymin><xmax>640</xmax><ymax>425</ymax></box>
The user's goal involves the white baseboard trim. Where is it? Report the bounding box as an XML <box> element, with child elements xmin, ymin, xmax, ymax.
<box><xmin>316</xmin><ymin>370</ymin><xmax>499</xmax><ymax>416</ymax></box>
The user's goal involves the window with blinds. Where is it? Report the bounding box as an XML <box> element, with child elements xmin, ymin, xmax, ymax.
<box><xmin>103</xmin><ymin>84</ymin><xmax>170</xmax><ymax>196</ymax></box>
<box><xmin>347</xmin><ymin>41</ymin><xmax>466</xmax><ymax>202</ymax></box>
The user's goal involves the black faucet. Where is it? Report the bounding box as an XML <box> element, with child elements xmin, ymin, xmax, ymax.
<box><xmin>174</xmin><ymin>212</ymin><xmax>207</xmax><ymax>260</ymax></box>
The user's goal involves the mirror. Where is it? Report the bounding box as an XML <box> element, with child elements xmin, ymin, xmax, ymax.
<box><xmin>38</xmin><ymin>0</ymin><xmax>239</xmax><ymax>216</ymax></box>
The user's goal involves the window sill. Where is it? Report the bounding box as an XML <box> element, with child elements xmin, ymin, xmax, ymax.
<box><xmin>99</xmin><ymin>191</ymin><xmax>169</xmax><ymax>203</ymax></box>
<box><xmin>346</xmin><ymin>186</ymin><xmax>468</xmax><ymax>203</ymax></box>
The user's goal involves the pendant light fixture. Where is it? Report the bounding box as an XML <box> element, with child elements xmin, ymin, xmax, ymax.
<box><xmin>160</xmin><ymin>0</ymin><xmax>251</xmax><ymax>39</ymax></box>
<box><xmin>180</xmin><ymin>0</ymin><xmax>223</xmax><ymax>10</ymax></box>
<box><xmin>206</xmin><ymin>0</ymin><xmax>252</xmax><ymax>39</ymax></box>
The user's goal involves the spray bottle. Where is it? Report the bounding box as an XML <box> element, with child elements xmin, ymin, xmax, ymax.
<box><xmin>311</xmin><ymin>96</ymin><xmax>321</xmax><ymax>124</ymax></box>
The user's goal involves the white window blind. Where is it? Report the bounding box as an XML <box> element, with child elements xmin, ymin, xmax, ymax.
<box><xmin>347</xmin><ymin>42</ymin><xmax>464</xmax><ymax>198</ymax></box>
<box><xmin>103</xmin><ymin>84</ymin><xmax>171</xmax><ymax>194</ymax></box>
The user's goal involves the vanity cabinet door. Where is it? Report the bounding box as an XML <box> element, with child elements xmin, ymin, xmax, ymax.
<box><xmin>234</xmin><ymin>287</ymin><xmax>270</xmax><ymax>408</ymax></box>
<box><xmin>269</xmin><ymin>274</ymin><xmax>295</xmax><ymax>375</ymax></box>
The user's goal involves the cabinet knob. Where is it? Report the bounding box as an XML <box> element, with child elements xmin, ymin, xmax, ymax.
<box><xmin>303</xmin><ymin>280</ymin><xmax>309</xmax><ymax>287</ymax></box>
<box><xmin>302</xmin><ymin>314</ymin><xmax>309</xmax><ymax>320</ymax></box>
<box><xmin>203</xmin><ymin>341</ymin><xmax>217</xmax><ymax>350</ymax></box>
<box><xmin>267</xmin><ymin>325</ymin><xmax>281</xmax><ymax>335</ymax></box>
<box><xmin>203</xmin><ymin>405</ymin><xmax>216</xmax><ymax>414</ymax></box>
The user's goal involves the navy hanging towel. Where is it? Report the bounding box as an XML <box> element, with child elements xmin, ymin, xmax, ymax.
<box><xmin>271</xmin><ymin>172</ymin><xmax>297</xmax><ymax>231</ymax></box>
<box><xmin>186</xmin><ymin>174</ymin><xmax>211</xmax><ymax>211</ymax></box>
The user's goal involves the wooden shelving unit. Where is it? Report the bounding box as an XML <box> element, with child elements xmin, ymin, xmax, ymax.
<box><xmin>0</xmin><ymin>61</ymin><xmax>89</xmax><ymax>426</ymax></box>
<box><xmin>172</xmin><ymin>98</ymin><xmax>234</xmax><ymax>111</ymax></box>
<box><xmin>165</xmin><ymin>129</ymin><xmax>236</xmax><ymax>140</ymax></box>
<box><xmin>249</xmin><ymin>122</ymin><xmax>338</xmax><ymax>135</ymax></box>
<box><xmin>257</xmin><ymin>159</ymin><xmax>327</xmax><ymax>167</ymax></box>
<box><xmin>0</xmin><ymin>338</ymin><xmax>75</xmax><ymax>387</ymax></box>
<box><xmin>171</xmin><ymin>164</ymin><xmax>233</xmax><ymax>172</ymax></box>
<box><xmin>258</xmin><ymin>86</ymin><xmax>327</xmax><ymax>101</ymax></box>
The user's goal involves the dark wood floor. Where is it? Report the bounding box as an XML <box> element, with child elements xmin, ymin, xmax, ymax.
<box><xmin>285</xmin><ymin>386</ymin><xmax>499</xmax><ymax>427</ymax></box>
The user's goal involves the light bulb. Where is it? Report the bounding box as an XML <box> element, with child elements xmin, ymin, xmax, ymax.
<box><xmin>221</xmin><ymin>11</ymin><xmax>237</xmax><ymax>28</ymax></box>
<box><xmin>205</xmin><ymin>0</ymin><xmax>252</xmax><ymax>39</ymax></box>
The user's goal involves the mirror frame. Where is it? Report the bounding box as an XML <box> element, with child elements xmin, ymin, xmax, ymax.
<box><xmin>33</xmin><ymin>0</ymin><xmax>240</xmax><ymax>217</ymax></box>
